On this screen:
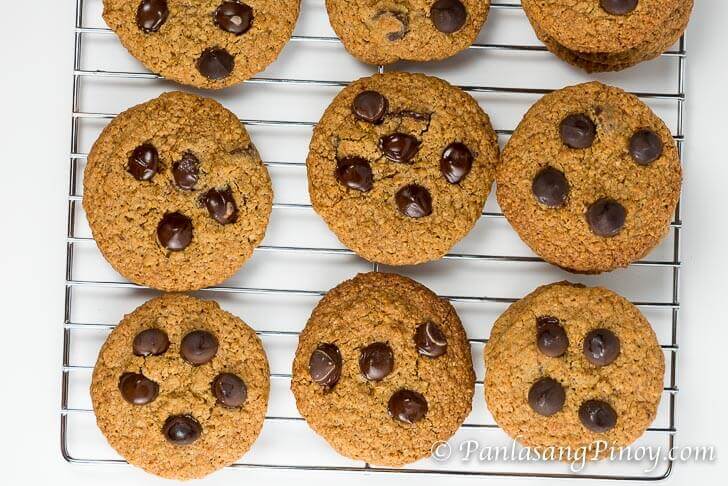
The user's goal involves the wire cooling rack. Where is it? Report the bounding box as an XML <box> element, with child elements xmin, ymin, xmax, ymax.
<box><xmin>61</xmin><ymin>0</ymin><xmax>685</xmax><ymax>481</ymax></box>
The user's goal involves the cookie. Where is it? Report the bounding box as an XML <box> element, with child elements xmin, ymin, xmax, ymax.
<box><xmin>325</xmin><ymin>0</ymin><xmax>490</xmax><ymax>65</ymax></box>
<box><xmin>496</xmin><ymin>82</ymin><xmax>681</xmax><ymax>273</ymax></box>
<box><xmin>103</xmin><ymin>0</ymin><xmax>301</xmax><ymax>89</ymax></box>
<box><xmin>484</xmin><ymin>282</ymin><xmax>664</xmax><ymax>455</ymax></box>
<box><xmin>307</xmin><ymin>72</ymin><xmax>499</xmax><ymax>265</ymax></box>
<box><xmin>291</xmin><ymin>272</ymin><xmax>475</xmax><ymax>466</ymax></box>
<box><xmin>84</xmin><ymin>91</ymin><xmax>273</xmax><ymax>291</ymax></box>
<box><xmin>523</xmin><ymin>0</ymin><xmax>693</xmax><ymax>72</ymax></box>
<box><xmin>91</xmin><ymin>294</ymin><xmax>270</xmax><ymax>479</ymax></box>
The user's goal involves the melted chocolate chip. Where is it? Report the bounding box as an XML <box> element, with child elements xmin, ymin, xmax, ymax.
<box><xmin>560</xmin><ymin>114</ymin><xmax>597</xmax><ymax>149</ymax></box>
<box><xmin>180</xmin><ymin>330</ymin><xmax>218</xmax><ymax>365</ymax></box>
<box><xmin>532</xmin><ymin>167</ymin><xmax>569</xmax><ymax>207</ymax></box>
<box><xmin>309</xmin><ymin>343</ymin><xmax>342</xmax><ymax>389</ymax></box>
<box><xmin>379</xmin><ymin>133</ymin><xmax>420</xmax><ymax>163</ymax></box>
<box><xmin>335</xmin><ymin>157</ymin><xmax>374</xmax><ymax>192</ymax></box>
<box><xmin>395</xmin><ymin>184</ymin><xmax>432</xmax><ymax>218</ymax></box>
<box><xmin>133</xmin><ymin>329</ymin><xmax>170</xmax><ymax>357</ymax></box>
<box><xmin>352</xmin><ymin>90</ymin><xmax>388</xmax><ymax>124</ymax></box>
<box><xmin>414</xmin><ymin>321</ymin><xmax>448</xmax><ymax>358</ymax></box>
<box><xmin>118</xmin><ymin>372</ymin><xmax>159</xmax><ymax>405</ymax></box>
<box><xmin>127</xmin><ymin>143</ymin><xmax>160</xmax><ymax>181</ymax></box>
<box><xmin>430</xmin><ymin>0</ymin><xmax>467</xmax><ymax>34</ymax></box>
<box><xmin>583</xmin><ymin>329</ymin><xmax>621</xmax><ymax>366</ymax></box>
<box><xmin>157</xmin><ymin>212</ymin><xmax>193</xmax><ymax>251</ymax></box>
<box><xmin>203</xmin><ymin>187</ymin><xmax>238</xmax><ymax>225</ymax></box>
<box><xmin>388</xmin><ymin>389</ymin><xmax>428</xmax><ymax>424</ymax></box>
<box><xmin>586</xmin><ymin>198</ymin><xmax>626</xmax><ymax>237</ymax></box>
<box><xmin>163</xmin><ymin>415</ymin><xmax>202</xmax><ymax>445</ymax></box>
<box><xmin>172</xmin><ymin>152</ymin><xmax>200</xmax><ymax>190</ymax></box>
<box><xmin>629</xmin><ymin>129</ymin><xmax>663</xmax><ymax>165</ymax></box>
<box><xmin>600</xmin><ymin>0</ymin><xmax>638</xmax><ymax>15</ymax></box>
<box><xmin>374</xmin><ymin>11</ymin><xmax>409</xmax><ymax>41</ymax></box>
<box><xmin>359</xmin><ymin>342</ymin><xmax>394</xmax><ymax>381</ymax></box>
<box><xmin>528</xmin><ymin>377</ymin><xmax>566</xmax><ymax>416</ymax></box>
<box><xmin>197</xmin><ymin>47</ymin><xmax>234</xmax><ymax>80</ymax></box>
<box><xmin>214</xmin><ymin>1</ymin><xmax>253</xmax><ymax>35</ymax></box>
<box><xmin>440</xmin><ymin>142</ymin><xmax>473</xmax><ymax>184</ymax></box>
<box><xmin>579</xmin><ymin>400</ymin><xmax>617</xmax><ymax>432</ymax></box>
<box><xmin>211</xmin><ymin>373</ymin><xmax>248</xmax><ymax>408</ymax></box>
<box><xmin>136</xmin><ymin>0</ymin><xmax>168</xmax><ymax>33</ymax></box>
<box><xmin>536</xmin><ymin>316</ymin><xmax>569</xmax><ymax>357</ymax></box>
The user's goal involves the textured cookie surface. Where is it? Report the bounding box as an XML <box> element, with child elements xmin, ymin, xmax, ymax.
<box><xmin>103</xmin><ymin>0</ymin><xmax>300</xmax><ymax>89</ymax></box>
<box><xmin>84</xmin><ymin>91</ymin><xmax>272</xmax><ymax>291</ymax></box>
<box><xmin>326</xmin><ymin>0</ymin><xmax>490</xmax><ymax>64</ymax></box>
<box><xmin>91</xmin><ymin>294</ymin><xmax>270</xmax><ymax>480</ymax></box>
<box><xmin>484</xmin><ymin>282</ymin><xmax>664</xmax><ymax>453</ymax></box>
<box><xmin>307</xmin><ymin>72</ymin><xmax>499</xmax><ymax>265</ymax></box>
<box><xmin>291</xmin><ymin>272</ymin><xmax>475</xmax><ymax>466</ymax></box>
<box><xmin>497</xmin><ymin>82</ymin><xmax>681</xmax><ymax>273</ymax></box>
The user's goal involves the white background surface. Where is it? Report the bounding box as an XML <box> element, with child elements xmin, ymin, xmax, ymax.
<box><xmin>1</xmin><ymin>0</ymin><xmax>726</xmax><ymax>484</ymax></box>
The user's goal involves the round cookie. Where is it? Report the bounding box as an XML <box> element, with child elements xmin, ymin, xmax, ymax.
<box><xmin>291</xmin><ymin>272</ymin><xmax>475</xmax><ymax>466</ymax></box>
<box><xmin>84</xmin><ymin>91</ymin><xmax>273</xmax><ymax>291</ymax></box>
<box><xmin>307</xmin><ymin>72</ymin><xmax>499</xmax><ymax>266</ymax></box>
<box><xmin>103</xmin><ymin>0</ymin><xmax>301</xmax><ymax>89</ymax></box>
<box><xmin>484</xmin><ymin>282</ymin><xmax>664</xmax><ymax>454</ymax></box>
<box><xmin>326</xmin><ymin>0</ymin><xmax>490</xmax><ymax>65</ymax></box>
<box><xmin>497</xmin><ymin>82</ymin><xmax>681</xmax><ymax>273</ymax></box>
<box><xmin>91</xmin><ymin>294</ymin><xmax>270</xmax><ymax>480</ymax></box>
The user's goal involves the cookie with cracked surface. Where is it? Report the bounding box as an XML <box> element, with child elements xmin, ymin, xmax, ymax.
<box><xmin>484</xmin><ymin>282</ymin><xmax>664</xmax><ymax>455</ymax></box>
<box><xmin>307</xmin><ymin>72</ymin><xmax>499</xmax><ymax>265</ymax></box>
<box><xmin>83</xmin><ymin>91</ymin><xmax>272</xmax><ymax>291</ymax></box>
<box><xmin>325</xmin><ymin>0</ymin><xmax>490</xmax><ymax>64</ymax></box>
<box><xmin>103</xmin><ymin>0</ymin><xmax>300</xmax><ymax>89</ymax></box>
<box><xmin>91</xmin><ymin>294</ymin><xmax>270</xmax><ymax>480</ymax></box>
<box><xmin>497</xmin><ymin>82</ymin><xmax>681</xmax><ymax>274</ymax></box>
<box><xmin>291</xmin><ymin>272</ymin><xmax>475</xmax><ymax>466</ymax></box>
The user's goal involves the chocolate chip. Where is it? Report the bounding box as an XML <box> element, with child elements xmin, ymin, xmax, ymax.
<box><xmin>583</xmin><ymin>328</ymin><xmax>621</xmax><ymax>366</ymax></box>
<box><xmin>309</xmin><ymin>343</ymin><xmax>342</xmax><ymax>389</ymax></box>
<box><xmin>579</xmin><ymin>400</ymin><xmax>617</xmax><ymax>432</ymax></box>
<box><xmin>359</xmin><ymin>342</ymin><xmax>394</xmax><ymax>381</ymax></box>
<box><xmin>430</xmin><ymin>0</ymin><xmax>467</xmax><ymax>34</ymax></box>
<box><xmin>180</xmin><ymin>330</ymin><xmax>218</xmax><ymax>365</ymax></box>
<box><xmin>388</xmin><ymin>389</ymin><xmax>428</xmax><ymax>424</ymax></box>
<box><xmin>211</xmin><ymin>373</ymin><xmax>248</xmax><ymax>408</ymax></box>
<box><xmin>214</xmin><ymin>1</ymin><xmax>253</xmax><ymax>35</ymax></box>
<box><xmin>374</xmin><ymin>11</ymin><xmax>409</xmax><ymax>41</ymax></box>
<box><xmin>127</xmin><ymin>143</ymin><xmax>160</xmax><ymax>181</ymax></box>
<box><xmin>560</xmin><ymin>114</ymin><xmax>597</xmax><ymax>149</ymax></box>
<box><xmin>528</xmin><ymin>377</ymin><xmax>566</xmax><ymax>416</ymax></box>
<box><xmin>203</xmin><ymin>187</ymin><xmax>238</xmax><ymax>225</ymax></box>
<box><xmin>379</xmin><ymin>133</ymin><xmax>420</xmax><ymax>163</ymax></box>
<box><xmin>414</xmin><ymin>321</ymin><xmax>448</xmax><ymax>358</ymax></box>
<box><xmin>118</xmin><ymin>372</ymin><xmax>159</xmax><ymax>405</ymax></box>
<box><xmin>163</xmin><ymin>415</ymin><xmax>202</xmax><ymax>445</ymax></box>
<box><xmin>172</xmin><ymin>152</ymin><xmax>199</xmax><ymax>191</ymax></box>
<box><xmin>536</xmin><ymin>316</ymin><xmax>569</xmax><ymax>357</ymax></box>
<box><xmin>157</xmin><ymin>212</ymin><xmax>193</xmax><ymax>251</ymax></box>
<box><xmin>352</xmin><ymin>90</ymin><xmax>388</xmax><ymax>124</ymax></box>
<box><xmin>197</xmin><ymin>47</ymin><xmax>234</xmax><ymax>80</ymax></box>
<box><xmin>629</xmin><ymin>129</ymin><xmax>663</xmax><ymax>165</ymax></box>
<box><xmin>395</xmin><ymin>184</ymin><xmax>432</xmax><ymax>218</ymax></box>
<box><xmin>532</xmin><ymin>167</ymin><xmax>569</xmax><ymax>207</ymax></box>
<box><xmin>600</xmin><ymin>0</ymin><xmax>638</xmax><ymax>15</ymax></box>
<box><xmin>440</xmin><ymin>142</ymin><xmax>473</xmax><ymax>184</ymax></box>
<box><xmin>586</xmin><ymin>198</ymin><xmax>626</xmax><ymax>237</ymax></box>
<box><xmin>336</xmin><ymin>157</ymin><xmax>373</xmax><ymax>192</ymax></box>
<box><xmin>133</xmin><ymin>329</ymin><xmax>169</xmax><ymax>357</ymax></box>
<box><xmin>136</xmin><ymin>0</ymin><xmax>168</xmax><ymax>33</ymax></box>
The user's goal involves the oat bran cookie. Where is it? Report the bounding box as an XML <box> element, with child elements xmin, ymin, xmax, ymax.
<box><xmin>326</xmin><ymin>0</ymin><xmax>490</xmax><ymax>65</ymax></box>
<box><xmin>91</xmin><ymin>294</ymin><xmax>270</xmax><ymax>479</ymax></box>
<box><xmin>291</xmin><ymin>272</ymin><xmax>475</xmax><ymax>466</ymax></box>
<box><xmin>307</xmin><ymin>72</ymin><xmax>499</xmax><ymax>265</ymax></box>
<box><xmin>497</xmin><ymin>82</ymin><xmax>681</xmax><ymax>273</ymax></box>
<box><xmin>84</xmin><ymin>91</ymin><xmax>272</xmax><ymax>291</ymax></box>
<box><xmin>484</xmin><ymin>282</ymin><xmax>664</xmax><ymax>455</ymax></box>
<box><xmin>103</xmin><ymin>0</ymin><xmax>301</xmax><ymax>89</ymax></box>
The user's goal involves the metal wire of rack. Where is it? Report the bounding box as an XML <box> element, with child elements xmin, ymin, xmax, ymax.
<box><xmin>61</xmin><ymin>0</ymin><xmax>685</xmax><ymax>481</ymax></box>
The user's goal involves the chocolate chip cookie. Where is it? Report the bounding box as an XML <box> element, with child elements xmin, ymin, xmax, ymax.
<box><xmin>91</xmin><ymin>294</ymin><xmax>270</xmax><ymax>479</ymax></box>
<box><xmin>307</xmin><ymin>72</ymin><xmax>499</xmax><ymax>265</ymax></box>
<box><xmin>497</xmin><ymin>82</ymin><xmax>681</xmax><ymax>274</ymax></box>
<box><xmin>484</xmin><ymin>282</ymin><xmax>664</xmax><ymax>455</ymax></box>
<box><xmin>522</xmin><ymin>0</ymin><xmax>693</xmax><ymax>72</ymax></box>
<box><xmin>291</xmin><ymin>272</ymin><xmax>475</xmax><ymax>466</ymax></box>
<box><xmin>83</xmin><ymin>91</ymin><xmax>272</xmax><ymax>291</ymax></box>
<box><xmin>103</xmin><ymin>0</ymin><xmax>301</xmax><ymax>89</ymax></box>
<box><xmin>325</xmin><ymin>1</ymin><xmax>490</xmax><ymax>64</ymax></box>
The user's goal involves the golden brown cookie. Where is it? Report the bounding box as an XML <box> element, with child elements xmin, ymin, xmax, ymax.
<box><xmin>496</xmin><ymin>82</ymin><xmax>681</xmax><ymax>274</ymax></box>
<box><xmin>307</xmin><ymin>72</ymin><xmax>499</xmax><ymax>265</ymax></box>
<box><xmin>291</xmin><ymin>272</ymin><xmax>475</xmax><ymax>466</ymax></box>
<box><xmin>326</xmin><ymin>0</ymin><xmax>490</xmax><ymax>65</ymax></box>
<box><xmin>484</xmin><ymin>282</ymin><xmax>664</xmax><ymax>455</ymax></box>
<box><xmin>84</xmin><ymin>91</ymin><xmax>272</xmax><ymax>291</ymax></box>
<box><xmin>103</xmin><ymin>0</ymin><xmax>301</xmax><ymax>89</ymax></box>
<box><xmin>91</xmin><ymin>294</ymin><xmax>270</xmax><ymax>480</ymax></box>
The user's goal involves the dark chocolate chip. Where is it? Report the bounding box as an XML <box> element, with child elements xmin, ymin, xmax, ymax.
<box><xmin>583</xmin><ymin>328</ymin><xmax>621</xmax><ymax>366</ymax></box>
<box><xmin>440</xmin><ymin>142</ymin><xmax>473</xmax><ymax>184</ymax></box>
<box><xmin>133</xmin><ymin>329</ymin><xmax>170</xmax><ymax>357</ymax></box>
<box><xmin>136</xmin><ymin>0</ymin><xmax>168</xmax><ymax>33</ymax></box>
<box><xmin>127</xmin><ymin>143</ymin><xmax>160</xmax><ymax>181</ymax></box>
<box><xmin>118</xmin><ymin>372</ymin><xmax>159</xmax><ymax>405</ymax></box>
<box><xmin>414</xmin><ymin>321</ymin><xmax>448</xmax><ymax>358</ymax></box>
<box><xmin>374</xmin><ymin>11</ymin><xmax>409</xmax><ymax>41</ymax></box>
<box><xmin>359</xmin><ymin>342</ymin><xmax>394</xmax><ymax>381</ymax></box>
<box><xmin>629</xmin><ymin>129</ymin><xmax>663</xmax><ymax>165</ymax></box>
<box><xmin>203</xmin><ymin>187</ymin><xmax>238</xmax><ymax>225</ymax></box>
<box><xmin>388</xmin><ymin>389</ymin><xmax>428</xmax><ymax>424</ymax></box>
<box><xmin>157</xmin><ymin>212</ymin><xmax>193</xmax><ymax>251</ymax></box>
<box><xmin>335</xmin><ymin>157</ymin><xmax>374</xmax><ymax>192</ymax></box>
<box><xmin>197</xmin><ymin>47</ymin><xmax>235</xmax><ymax>80</ymax></box>
<box><xmin>528</xmin><ymin>377</ymin><xmax>566</xmax><ymax>416</ymax></box>
<box><xmin>172</xmin><ymin>152</ymin><xmax>200</xmax><ymax>191</ymax></box>
<box><xmin>600</xmin><ymin>0</ymin><xmax>638</xmax><ymax>15</ymax></box>
<box><xmin>560</xmin><ymin>114</ymin><xmax>597</xmax><ymax>149</ymax></box>
<box><xmin>586</xmin><ymin>198</ymin><xmax>626</xmax><ymax>237</ymax></box>
<box><xmin>180</xmin><ymin>330</ymin><xmax>218</xmax><ymax>365</ymax></box>
<box><xmin>309</xmin><ymin>343</ymin><xmax>342</xmax><ymax>389</ymax></box>
<box><xmin>536</xmin><ymin>316</ymin><xmax>569</xmax><ymax>357</ymax></box>
<box><xmin>211</xmin><ymin>373</ymin><xmax>248</xmax><ymax>408</ymax></box>
<box><xmin>532</xmin><ymin>167</ymin><xmax>569</xmax><ymax>207</ymax></box>
<box><xmin>352</xmin><ymin>90</ymin><xmax>388</xmax><ymax>124</ymax></box>
<box><xmin>395</xmin><ymin>184</ymin><xmax>432</xmax><ymax>218</ymax></box>
<box><xmin>379</xmin><ymin>133</ymin><xmax>420</xmax><ymax>163</ymax></box>
<box><xmin>430</xmin><ymin>0</ymin><xmax>467</xmax><ymax>34</ymax></box>
<box><xmin>214</xmin><ymin>1</ymin><xmax>253</xmax><ymax>35</ymax></box>
<box><xmin>579</xmin><ymin>400</ymin><xmax>617</xmax><ymax>432</ymax></box>
<box><xmin>163</xmin><ymin>415</ymin><xmax>202</xmax><ymax>445</ymax></box>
